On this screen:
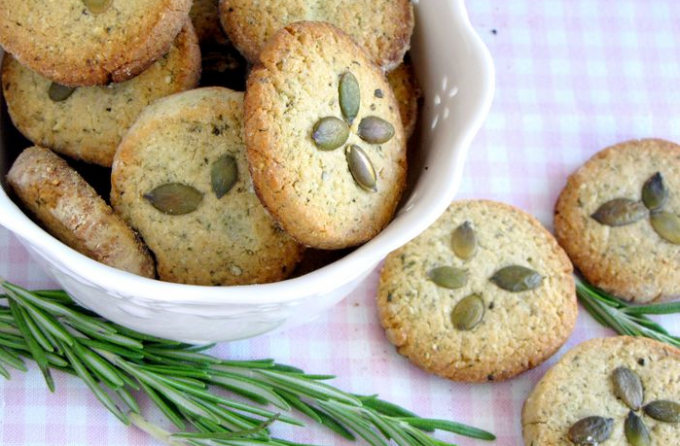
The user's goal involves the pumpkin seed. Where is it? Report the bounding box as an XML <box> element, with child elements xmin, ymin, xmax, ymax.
<box><xmin>451</xmin><ymin>221</ymin><xmax>477</xmax><ymax>260</ymax></box>
<box><xmin>211</xmin><ymin>155</ymin><xmax>238</xmax><ymax>199</ymax></box>
<box><xmin>643</xmin><ymin>400</ymin><xmax>680</xmax><ymax>423</ymax></box>
<box><xmin>642</xmin><ymin>172</ymin><xmax>668</xmax><ymax>211</ymax></box>
<box><xmin>490</xmin><ymin>265</ymin><xmax>542</xmax><ymax>292</ymax></box>
<box><xmin>48</xmin><ymin>83</ymin><xmax>76</xmax><ymax>102</ymax></box>
<box><xmin>591</xmin><ymin>199</ymin><xmax>648</xmax><ymax>227</ymax></box>
<box><xmin>346</xmin><ymin>145</ymin><xmax>377</xmax><ymax>192</ymax></box>
<box><xmin>451</xmin><ymin>294</ymin><xmax>484</xmax><ymax>331</ymax></box>
<box><xmin>567</xmin><ymin>416</ymin><xmax>614</xmax><ymax>445</ymax></box>
<box><xmin>428</xmin><ymin>266</ymin><xmax>467</xmax><ymax>289</ymax></box>
<box><xmin>612</xmin><ymin>367</ymin><xmax>644</xmax><ymax>410</ymax></box>
<box><xmin>312</xmin><ymin>117</ymin><xmax>349</xmax><ymax>151</ymax></box>
<box><xmin>650</xmin><ymin>211</ymin><xmax>680</xmax><ymax>245</ymax></box>
<box><xmin>357</xmin><ymin>116</ymin><xmax>395</xmax><ymax>144</ymax></box>
<box><xmin>339</xmin><ymin>72</ymin><xmax>360</xmax><ymax>125</ymax></box>
<box><xmin>83</xmin><ymin>0</ymin><xmax>113</xmax><ymax>14</ymax></box>
<box><xmin>625</xmin><ymin>411</ymin><xmax>651</xmax><ymax>446</ymax></box>
<box><xmin>144</xmin><ymin>183</ymin><xmax>203</xmax><ymax>215</ymax></box>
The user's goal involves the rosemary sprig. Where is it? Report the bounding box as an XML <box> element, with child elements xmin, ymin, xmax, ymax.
<box><xmin>0</xmin><ymin>278</ymin><xmax>495</xmax><ymax>446</ymax></box>
<box><xmin>576</xmin><ymin>277</ymin><xmax>680</xmax><ymax>348</ymax></box>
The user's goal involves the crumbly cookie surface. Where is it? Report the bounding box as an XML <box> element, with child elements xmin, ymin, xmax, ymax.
<box><xmin>0</xmin><ymin>0</ymin><xmax>191</xmax><ymax>86</ymax></box>
<box><xmin>7</xmin><ymin>147</ymin><xmax>155</xmax><ymax>278</ymax></box>
<box><xmin>111</xmin><ymin>88</ymin><xmax>303</xmax><ymax>285</ymax></box>
<box><xmin>245</xmin><ymin>22</ymin><xmax>407</xmax><ymax>249</ymax></box>
<box><xmin>522</xmin><ymin>336</ymin><xmax>680</xmax><ymax>445</ymax></box>
<box><xmin>219</xmin><ymin>0</ymin><xmax>414</xmax><ymax>71</ymax></box>
<box><xmin>377</xmin><ymin>200</ymin><xmax>576</xmax><ymax>382</ymax></box>
<box><xmin>387</xmin><ymin>60</ymin><xmax>421</xmax><ymax>139</ymax></box>
<box><xmin>555</xmin><ymin>138</ymin><xmax>680</xmax><ymax>303</ymax></box>
<box><xmin>2</xmin><ymin>23</ymin><xmax>200</xmax><ymax>167</ymax></box>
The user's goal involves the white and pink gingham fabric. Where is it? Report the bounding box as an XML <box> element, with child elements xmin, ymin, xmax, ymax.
<box><xmin>1</xmin><ymin>1</ymin><xmax>679</xmax><ymax>444</ymax></box>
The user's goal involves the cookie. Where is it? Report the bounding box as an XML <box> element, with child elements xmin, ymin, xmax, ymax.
<box><xmin>387</xmin><ymin>59</ymin><xmax>421</xmax><ymax>139</ymax></box>
<box><xmin>111</xmin><ymin>88</ymin><xmax>303</xmax><ymax>285</ymax></box>
<box><xmin>245</xmin><ymin>22</ymin><xmax>407</xmax><ymax>249</ymax></box>
<box><xmin>555</xmin><ymin>138</ymin><xmax>680</xmax><ymax>303</ymax></box>
<box><xmin>7</xmin><ymin>147</ymin><xmax>155</xmax><ymax>278</ymax></box>
<box><xmin>523</xmin><ymin>336</ymin><xmax>680</xmax><ymax>445</ymax></box>
<box><xmin>219</xmin><ymin>0</ymin><xmax>414</xmax><ymax>71</ymax></box>
<box><xmin>0</xmin><ymin>0</ymin><xmax>192</xmax><ymax>86</ymax></box>
<box><xmin>1</xmin><ymin>23</ymin><xmax>200</xmax><ymax>167</ymax></box>
<box><xmin>377</xmin><ymin>200</ymin><xmax>577</xmax><ymax>382</ymax></box>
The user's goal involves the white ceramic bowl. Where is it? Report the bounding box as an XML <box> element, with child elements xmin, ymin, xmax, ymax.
<box><xmin>0</xmin><ymin>0</ymin><xmax>494</xmax><ymax>343</ymax></box>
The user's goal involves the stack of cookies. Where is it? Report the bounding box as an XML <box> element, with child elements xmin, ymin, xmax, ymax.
<box><xmin>0</xmin><ymin>0</ymin><xmax>422</xmax><ymax>285</ymax></box>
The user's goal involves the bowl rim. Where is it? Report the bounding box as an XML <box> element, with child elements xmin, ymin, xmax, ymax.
<box><xmin>0</xmin><ymin>0</ymin><xmax>495</xmax><ymax>306</ymax></box>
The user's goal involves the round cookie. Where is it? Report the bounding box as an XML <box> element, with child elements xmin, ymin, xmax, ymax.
<box><xmin>7</xmin><ymin>146</ymin><xmax>155</xmax><ymax>278</ymax></box>
<box><xmin>377</xmin><ymin>200</ymin><xmax>577</xmax><ymax>382</ymax></box>
<box><xmin>0</xmin><ymin>0</ymin><xmax>192</xmax><ymax>86</ymax></box>
<box><xmin>219</xmin><ymin>0</ymin><xmax>414</xmax><ymax>71</ymax></box>
<box><xmin>387</xmin><ymin>59</ymin><xmax>421</xmax><ymax>139</ymax></box>
<box><xmin>245</xmin><ymin>22</ymin><xmax>407</xmax><ymax>249</ymax></box>
<box><xmin>1</xmin><ymin>23</ymin><xmax>200</xmax><ymax>167</ymax></box>
<box><xmin>555</xmin><ymin>139</ymin><xmax>680</xmax><ymax>303</ymax></box>
<box><xmin>111</xmin><ymin>88</ymin><xmax>304</xmax><ymax>286</ymax></box>
<box><xmin>522</xmin><ymin>336</ymin><xmax>680</xmax><ymax>445</ymax></box>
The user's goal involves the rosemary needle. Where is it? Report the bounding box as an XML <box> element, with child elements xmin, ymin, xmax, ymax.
<box><xmin>0</xmin><ymin>279</ymin><xmax>495</xmax><ymax>445</ymax></box>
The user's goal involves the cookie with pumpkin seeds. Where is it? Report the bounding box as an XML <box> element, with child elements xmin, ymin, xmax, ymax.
<box><xmin>111</xmin><ymin>88</ymin><xmax>303</xmax><ymax>285</ymax></box>
<box><xmin>245</xmin><ymin>22</ymin><xmax>407</xmax><ymax>249</ymax></box>
<box><xmin>377</xmin><ymin>200</ymin><xmax>576</xmax><ymax>382</ymax></box>
<box><xmin>555</xmin><ymin>138</ymin><xmax>680</xmax><ymax>303</ymax></box>
<box><xmin>0</xmin><ymin>0</ymin><xmax>192</xmax><ymax>86</ymax></box>
<box><xmin>1</xmin><ymin>22</ymin><xmax>200</xmax><ymax>167</ymax></box>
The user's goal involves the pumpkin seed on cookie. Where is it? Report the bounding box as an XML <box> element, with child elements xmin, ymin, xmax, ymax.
<box><xmin>591</xmin><ymin>198</ymin><xmax>648</xmax><ymax>226</ymax></box>
<box><xmin>490</xmin><ymin>265</ymin><xmax>542</xmax><ymax>292</ymax></box>
<box><xmin>211</xmin><ymin>155</ymin><xmax>238</xmax><ymax>199</ymax></box>
<box><xmin>48</xmin><ymin>83</ymin><xmax>76</xmax><ymax>102</ymax></box>
<box><xmin>346</xmin><ymin>145</ymin><xmax>377</xmax><ymax>191</ymax></box>
<box><xmin>451</xmin><ymin>221</ymin><xmax>477</xmax><ymax>260</ymax></box>
<box><xmin>451</xmin><ymin>294</ymin><xmax>484</xmax><ymax>331</ymax></box>
<box><xmin>312</xmin><ymin>117</ymin><xmax>349</xmax><ymax>151</ymax></box>
<box><xmin>144</xmin><ymin>183</ymin><xmax>203</xmax><ymax>215</ymax></box>
<box><xmin>428</xmin><ymin>266</ymin><xmax>467</xmax><ymax>289</ymax></box>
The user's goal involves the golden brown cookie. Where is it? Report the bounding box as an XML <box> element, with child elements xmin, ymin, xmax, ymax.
<box><xmin>219</xmin><ymin>0</ymin><xmax>414</xmax><ymax>71</ymax></box>
<box><xmin>1</xmin><ymin>23</ymin><xmax>200</xmax><ymax>167</ymax></box>
<box><xmin>0</xmin><ymin>0</ymin><xmax>192</xmax><ymax>86</ymax></box>
<box><xmin>378</xmin><ymin>200</ymin><xmax>577</xmax><ymax>382</ymax></box>
<box><xmin>245</xmin><ymin>22</ymin><xmax>407</xmax><ymax>249</ymax></box>
<box><xmin>555</xmin><ymin>139</ymin><xmax>680</xmax><ymax>303</ymax></box>
<box><xmin>387</xmin><ymin>59</ymin><xmax>421</xmax><ymax>139</ymax></box>
<box><xmin>111</xmin><ymin>88</ymin><xmax>303</xmax><ymax>285</ymax></box>
<box><xmin>523</xmin><ymin>336</ymin><xmax>680</xmax><ymax>445</ymax></box>
<box><xmin>7</xmin><ymin>146</ymin><xmax>155</xmax><ymax>278</ymax></box>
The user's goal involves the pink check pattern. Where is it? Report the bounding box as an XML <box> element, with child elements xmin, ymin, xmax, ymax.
<box><xmin>1</xmin><ymin>1</ymin><xmax>680</xmax><ymax>444</ymax></box>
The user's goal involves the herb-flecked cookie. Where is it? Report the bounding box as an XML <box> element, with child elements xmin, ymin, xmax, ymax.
<box><xmin>111</xmin><ymin>88</ymin><xmax>304</xmax><ymax>285</ymax></box>
<box><xmin>377</xmin><ymin>200</ymin><xmax>577</xmax><ymax>382</ymax></box>
<box><xmin>387</xmin><ymin>59</ymin><xmax>421</xmax><ymax>139</ymax></box>
<box><xmin>1</xmin><ymin>23</ymin><xmax>200</xmax><ymax>167</ymax></box>
<box><xmin>0</xmin><ymin>0</ymin><xmax>192</xmax><ymax>86</ymax></box>
<box><xmin>219</xmin><ymin>0</ymin><xmax>414</xmax><ymax>71</ymax></box>
<box><xmin>245</xmin><ymin>22</ymin><xmax>407</xmax><ymax>249</ymax></box>
<box><xmin>523</xmin><ymin>336</ymin><xmax>680</xmax><ymax>446</ymax></box>
<box><xmin>7</xmin><ymin>147</ymin><xmax>155</xmax><ymax>278</ymax></box>
<box><xmin>555</xmin><ymin>139</ymin><xmax>680</xmax><ymax>303</ymax></box>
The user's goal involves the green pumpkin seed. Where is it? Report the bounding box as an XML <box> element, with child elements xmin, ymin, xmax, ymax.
<box><xmin>650</xmin><ymin>211</ymin><xmax>680</xmax><ymax>245</ymax></box>
<box><xmin>312</xmin><ymin>117</ymin><xmax>349</xmax><ymax>151</ymax></box>
<box><xmin>625</xmin><ymin>412</ymin><xmax>651</xmax><ymax>446</ymax></box>
<box><xmin>451</xmin><ymin>294</ymin><xmax>484</xmax><ymax>331</ymax></box>
<box><xmin>357</xmin><ymin>116</ymin><xmax>395</xmax><ymax>144</ymax></box>
<box><xmin>48</xmin><ymin>83</ymin><xmax>76</xmax><ymax>102</ymax></box>
<box><xmin>83</xmin><ymin>0</ymin><xmax>113</xmax><ymax>14</ymax></box>
<box><xmin>428</xmin><ymin>266</ymin><xmax>467</xmax><ymax>289</ymax></box>
<box><xmin>451</xmin><ymin>221</ymin><xmax>477</xmax><ymax>260</ymax></box>
<box><xmin>490</xmin><ymin>265</ymin><xmax>542</xmax><ymax>292</ymax></box>
<box><xmin>346</xmin><ymin>145</ymin><xmax>377</xmax><ymax>192</ymax></box>
<box><xmin>568</xmin><ymin>416</ymin><xmax>614</xmax><ymax>445</ymax></box>
<box><xmin>211</xmin><ymin>155</ymin><xmax>238</xmax><ymax>199</ymax></box>
<box><xmin>612</xmin><ymin>367</ymin><xmax>643</xmax><ymax>410</ymax></box>
<box><xmin>144</xmin><ymin>183</ymin><xmax>203</xmax><ymax>215</ymax></box>
<box><xmin>339</xmin><ymin>72</ymin><xmax>360</xmax><ymax>125</ymax></box>
<box><xmin>643</xmin><ymin>400</ymin><xmax>680</xmax><ymax>423</ymax></box>
<box><xmin>591</xmin><ymin>199</ymin><xmax>648</xmax><ymax>227</ymax></box>
<box><xmin>642</xmin><ymin>172</ymin><xmax>668</xmax><ymax>211</ymax></box>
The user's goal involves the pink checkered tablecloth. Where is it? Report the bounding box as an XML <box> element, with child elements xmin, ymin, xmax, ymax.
<box><xmin>1</xmin><ymin>1</ymin><xmax>679</xmax><ymax>445</ymax></box>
